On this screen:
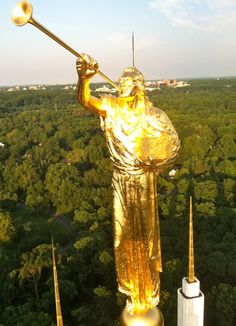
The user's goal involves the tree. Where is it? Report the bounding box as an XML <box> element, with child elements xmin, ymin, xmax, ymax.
<box><xmin>224</xmin><ymin>179</ymin><xmax>235</xmax><ymax>206</ymax></box>
<box><xmin>10</xmin><ymin>244</ymin><xmax>51</xmax><ymax>301</ymax></box>
<box><xmin>45</xmin><ymin>163</ymin><xmax>81</xmax><ymax>213</ymax></box>
<box><xmin>219</xmin><ymin>159</ymin><xmax>236</xmax><ymax>178</ymax></box>
<box><xmin>195</xmin><ymin>201</ymin><xmax>216</xmax><ymax>217</ymax></box>
<box><xmin>0</xmin><ymin>211</ymin><xmax>15</xmax><ymax>244</ymax></box>
<box><xmin>207</xmin><ymin>283</ymin><xmax>236</xmax><ymax>326</ymax></box>
<box><xmin>194</xmin><ymin>180</ymin><xmax>217</xmax><ymax>203</ymax></box>
<box><xmin>211</xmin><ymin>134</ymin><xmax>236</xmax><ymax>159</ymax></box>
<box><xmin>1</xmin><ymin>303</ymin><xmax>54</xmax><ymax>326</ymax></box>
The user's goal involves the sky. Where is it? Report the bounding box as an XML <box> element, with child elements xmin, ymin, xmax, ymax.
<box><xmin>1</xmin><ymin>0</ymin><xmax>236</xmax><ymax>86</ymax></box>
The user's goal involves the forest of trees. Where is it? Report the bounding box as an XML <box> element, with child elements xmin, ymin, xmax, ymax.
<box><xmin>0</xmin><ymin>78</ymin><xmax>236</xmax><ymax>325</ymax></box>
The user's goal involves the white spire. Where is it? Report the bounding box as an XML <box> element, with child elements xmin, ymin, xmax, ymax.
<box><xmin>177</xmin><ymin>198</ymin><xmax>204</xmax><ymax>326</ymax></box>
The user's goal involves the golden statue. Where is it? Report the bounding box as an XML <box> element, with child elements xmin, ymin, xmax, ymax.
<box><xmin>11</xmin><ymin>2</ymin><xmax>179</xmax><ymax>321</ymax></box>
<box><xmin>76</xmin><ymin>55</ymin><xmax>180</xmax><ymax>315</ymax></box>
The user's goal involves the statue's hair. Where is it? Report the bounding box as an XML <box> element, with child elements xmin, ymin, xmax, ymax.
<box><xmin>119</xmin><ymin>67</ymin><xmax>145</xmax><ymax>83</ymax></box>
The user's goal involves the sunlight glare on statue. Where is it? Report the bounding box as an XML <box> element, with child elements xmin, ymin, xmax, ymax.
<box><xmin>76</xmin><ymin>54</ymin><xmax>180</xmax><ymax>314</ymax></box>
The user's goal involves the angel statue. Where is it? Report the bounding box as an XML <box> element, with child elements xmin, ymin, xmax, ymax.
<box><xmin>76</xmin><ymin>54</ymin><xmax>180</xmax><ymax>317</ymax></box>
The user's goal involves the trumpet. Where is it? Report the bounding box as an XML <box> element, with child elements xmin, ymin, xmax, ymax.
<box><xmin>11</xmin><ymin>1</ymin><xmax>120</xmax><ymax>91</ymax></box>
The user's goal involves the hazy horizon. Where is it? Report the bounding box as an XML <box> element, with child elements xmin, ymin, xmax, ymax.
<box><xmin>1</xmin><ymin>74</ymin><xmax>236</xmax><ymax>89</ymax></box>
<box><xmin>1</xmin><ymin>0</ymin><xmax>236</xmax><ymax>87</ymax></box>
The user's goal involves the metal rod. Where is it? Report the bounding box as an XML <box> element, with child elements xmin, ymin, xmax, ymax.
<box><xmin>132</xmin><ymin>32</ymin><xmax>135</xmax><ymax>67</ymax></box>
<box><xmin>29</xmin><ymin>17</ymin><xmax>120</xmax><ymax>91</ymax></box>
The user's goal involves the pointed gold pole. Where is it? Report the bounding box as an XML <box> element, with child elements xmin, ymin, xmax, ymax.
<box><xmin>188</xmin><ymin>196</ymin><xmax>195</xmax><ymax>283</ymax></box>
<box><xmin>52</xmin><ymin>237</ymin><xmax>64</xmax><ymax>326</ymax></box>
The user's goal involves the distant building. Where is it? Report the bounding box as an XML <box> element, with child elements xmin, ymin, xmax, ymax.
<box><xmin>160</xmin><ymin>79</ymin><xmax>177</xmax><ymax>87</ymax></box>
<box><xmin>147</xmin><ymin>79</ymin><xmax>191</xmax><ymax>88</ymax></box>
<box><xmin>169</xmin><ymin>169</ymin><xmax>176</xmax><ymax>178</ymax></box>
<box><xmin>175</xmin><ymin>81</ymin><xmax>191</xmax><ymax>88</ymax></box>
<box><xmin>145</xmin><ymin>81</ymin><xmax>159</xmax><ymax>87</ymax></box>
<box><xmin>95</xmin><ymin>85</ymin><xmax>117</xmax><ymax>93</ymax></box>
<box><xmin>29</xmin><ymin>85</ymin><xmax>40</xmax><ymax>90</ymax></box>
<box><xmin>145</xmin><ymin>87</ymin><xmax>157</xmax><ymax>92</ymax></box>
<box><xmin>145</xmin><ymin>81</ymin><xmax>160</xmax><ymax>91</ymax></box>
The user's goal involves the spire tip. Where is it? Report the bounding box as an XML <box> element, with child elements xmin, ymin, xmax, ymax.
<box><xmin>188</xmin><ymin>196</ymin><xmax>195</xmax><ymax>283</ymax></box>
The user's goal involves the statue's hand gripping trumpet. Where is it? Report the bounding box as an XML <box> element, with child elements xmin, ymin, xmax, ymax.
<box><xmin>76</xmin><ymin>55</ymin><xmax>180</xmax><ymax>316</ymax></box>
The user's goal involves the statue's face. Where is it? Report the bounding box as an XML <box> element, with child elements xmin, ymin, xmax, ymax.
<box><xmin>119</xmin><ymin>76</ymin><xmax>138</xmax><ymax>97</ymax></box>
<box><xmin>119</xmin><ymin>67</ymin><xmax>145</xmax><ymax>98</ymax></box>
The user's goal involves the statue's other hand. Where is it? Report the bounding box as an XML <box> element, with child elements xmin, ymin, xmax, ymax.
<box><xmin>76</xmin><ymin>53</ymin><xmax>99</xmax><ymax>79</ymax></box>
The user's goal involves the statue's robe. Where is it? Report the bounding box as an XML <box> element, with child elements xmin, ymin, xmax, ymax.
<box><xmin>100</xmin><ymin>96</ymin><xmax>179</xmax><ymax>312</ymax></box>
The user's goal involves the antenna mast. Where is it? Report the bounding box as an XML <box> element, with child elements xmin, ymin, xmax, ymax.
<box><xmin>132</xmin><ymin>32</ymin><xmax>135</xmax><ymax>67</ymax></box>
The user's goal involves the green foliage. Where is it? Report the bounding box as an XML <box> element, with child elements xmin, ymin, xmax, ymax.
<box><xmin>0</xmin><ymin>80</ymin><xmax>236</xmax><ymax>325</ymax></box>
<box><xmin>74</xmin><ymin>236</ymin><xmax>95</xmax><ymax>250</ymax></box>
<box><xmin>1</xmin><ymin>303</ymin><xmax>54</xmax><ymax>326</ymax></box>
<box><xmin>45</xmin><ymin>163</ymin><xmax>81</xmax><ymax>214</ymax></box>
<box><xmin>17</xmin><ymin>244</ymin><xmax>51</xmax><ymax>282</ymax></box>
<box><xmin>93</xmin><ymin>285</ymin><xmax>112</xmax><ymax>297</ymax></box>
<box><xmin>194</xmin><ymin>180</ymin><xmax>218</xmax><ymax>202</ymax></box>
<box><xmin>207</xmin><ymin>284</ymin><xmax>236</xmax><ymax>326</ymax></box>
<box><xmin>99</xmin><ymin>250</ymin><xmax>113</xmax><ymax>265</ymax></box>
<box><xmin>0</xmin><ymin>211</ymin><xmax>15</xmax><ymax>243</ymax></box>
<box><xmin>71</xmin><ymin>305</ymin><xmax>91</xmax><ymax>324</ymax></box>
<box><xmin>196</xmin><ymin>201</ymin><xmax>216</xmax><ymax>217</ymax></box>
<box><xmin>10</xmin><ymin>244</ymin><xmax>51</xmax><ymax>301</ymax></box>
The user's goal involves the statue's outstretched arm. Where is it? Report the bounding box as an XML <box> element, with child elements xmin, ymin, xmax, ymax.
<box><xmin>76</xmin><ymin>54</ymin><xmax>106</xmax><ymax>117</ymax></box>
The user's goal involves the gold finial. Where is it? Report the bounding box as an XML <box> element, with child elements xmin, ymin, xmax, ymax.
<box><xmin>188</xmin><ymin>196</ymin><xmax>195</xmax><ymax>283</ymax></box>
<box><xmin>52</xmin><ymin>237</ymin><xmax>64</xmax><ymax>326</ymax></box>
<box><xmin>121</xmin><ymin>307</ymin><xmax>164</xmax><ymax>326</ymax></box>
